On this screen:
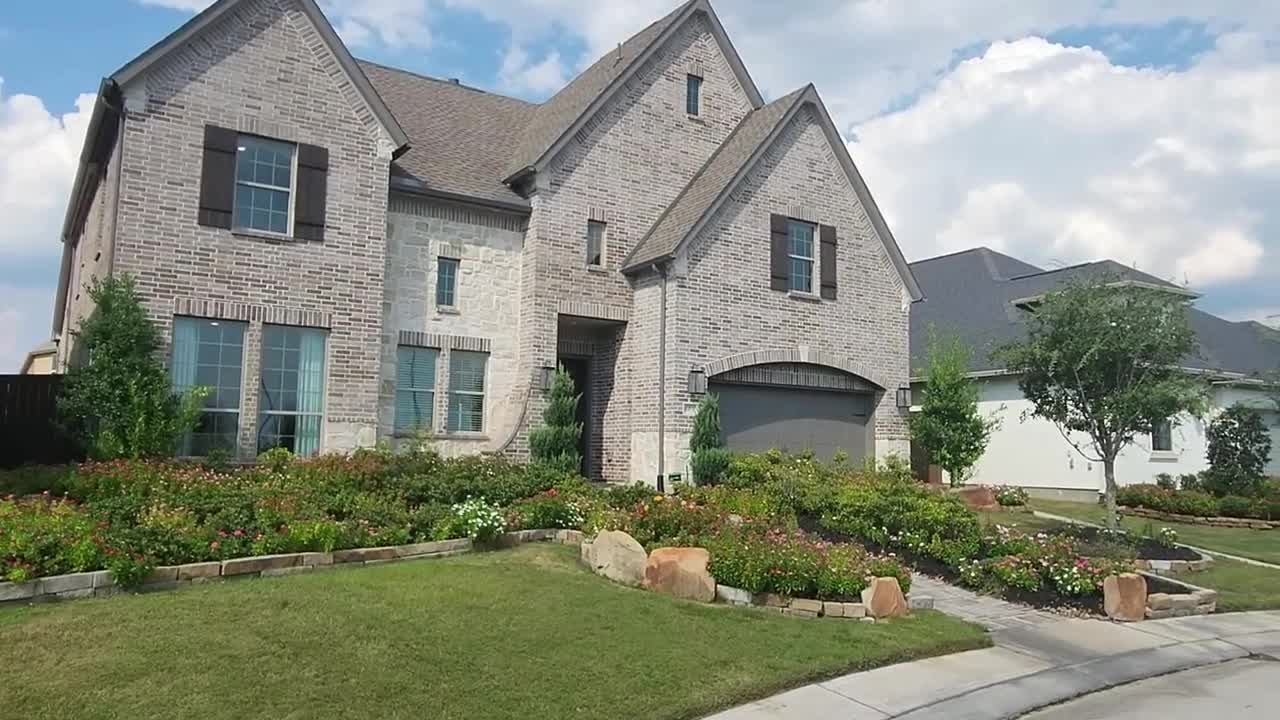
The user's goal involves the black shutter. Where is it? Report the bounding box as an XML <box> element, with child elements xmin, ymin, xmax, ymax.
<box><xmin>770</xmin><ymin>214</ymin><xmax>789</xmax><ymax>291</ymax></box>
<box><xmin>294</xmin><ymin>143</ymin><xmax>329</xmax><ymax>241</ymax></box>
<box><xmin>819</xmin><ymin>223</ymin><xmax>837</xmax><ymax>300</ymax></box>
<box><xmin>198</xmin><ymin>125</ymin><xmax>237</xmax><ymax>229</ymax></box>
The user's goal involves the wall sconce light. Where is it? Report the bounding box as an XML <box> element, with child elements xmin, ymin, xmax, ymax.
<box><xmin>687</xmin><ymin>369</ymin><xmax>707</xmax><ymax>394</ymax></box>
<box><xmin>537</xmin><ymin>366</ymin><xmax>555</xmax><ymax>391</ymax></box>
<box><xmin>896</xmin><ymin>387</ymin><xmax>912</xmax><ymax>409</ymax></box>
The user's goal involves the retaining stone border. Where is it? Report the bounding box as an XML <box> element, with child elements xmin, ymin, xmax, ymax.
<box><xmin>713</xmin><ymin>583</ymin><xmax>935</xmax><ymax>621</ymax></box>
<box><xmin>1131</xmin><ymin>553</ymin><xmax>1214</xmax><ymax>575</ymax></box>
<box><xmin>0</xmin><ymin>529</ymin><xmax>586</xmax><ymax>606</ymax></box>
<box><xmin>1121</xmin><ymin>505</ymin><xmax>1279</xmax><ymax>530</ymax></box>
<box><xmin>1140</xmin><ymin>571</ymin><xmax>1217</xmax><ymax>620</ymax></box>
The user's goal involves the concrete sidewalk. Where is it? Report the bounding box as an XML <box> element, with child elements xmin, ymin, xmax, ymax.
<box><xmin>704</xmin><ymin>610</ymin><xmax>1280</xmax><ymax>720</ymax></box>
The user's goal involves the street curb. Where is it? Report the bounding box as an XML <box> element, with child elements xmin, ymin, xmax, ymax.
<box><xmin>891</xmin><ymin>639</ymin><xmax>1252</xmax><ymax>719</ymax></box>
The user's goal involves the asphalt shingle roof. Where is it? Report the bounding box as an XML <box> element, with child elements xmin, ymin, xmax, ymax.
<box><xmin>624</xmin><ymin>86</ymin><xmax>809</xmax><ymax>269</ymax></box>
<box><xmin>909</xmin><ymin>247</ymin><xmax>1280</xmax><ymax>378</ymax></box>
<box><xmin>359</xmin><ymin>61</ymin><xmax>534</xmax><ymax>208</ymax></box>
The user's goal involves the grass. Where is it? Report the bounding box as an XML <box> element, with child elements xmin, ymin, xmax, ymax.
<box><xmin>1030</xmin><ymin>498</ymin><xmax>1280</xmax><ymax>565</ymax></box>
<box><xmin>0</xmin><ymin>544</ymin><xmax>989</xmax><ymax>720</ymax></box>
<box><xmin>1193</xmin><ymin>558</ymin><xmax>1280</xmax><ymax>612</ymax></box>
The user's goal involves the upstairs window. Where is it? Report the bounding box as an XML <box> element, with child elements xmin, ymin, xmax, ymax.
<box><xmin>587</xmin><ymin>220</ymin><xmax>607</xmax><ymax>267</ymax></box>
<box><xmin>686</xmin><ymin>74</ymin><xmax>702</xmax><ymax>116</ymax></box>
<box><xmin>234</xmin><ymin>136</ymin><xmax>295</xmax><ymax>235</ymax></box>
<box><xmin>1152</xmin><ymin>418</ymin><xmax>1174</xmax><ymax>452</ymax></box>
<box><xmin>787</xmin><ymin>220</ymin><xmax>815</xmax><ymax>293</ymax></box>
<box><xmin>437</xmin><ymin>257</ymin><xmax>459</xmax><ymax>308</ymax></box>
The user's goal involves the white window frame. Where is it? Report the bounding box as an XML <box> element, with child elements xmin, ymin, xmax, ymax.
<box><xmin>447</xmin><ymin>350</ymin><xmax>488</xmax><ymax>434</ymax></box>
<box><xmin>586</xmin><ymin>220</ymin><xmax>607</xmax><ymax>268</ymax></box>
<box><xmin>233</xmin><ymin>135</ymin><xmax>297</xmax><ymax>236</ymax></box>
<box><xmin>787</xmin><ymin>219</ymin><xmax>816</xmax><ymax>294</ymax></box>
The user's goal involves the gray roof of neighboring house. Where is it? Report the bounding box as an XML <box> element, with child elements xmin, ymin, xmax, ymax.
<box><xmin>909</xmin><ymin>247</ymin><xmax>1280</xmax><ymax>378</ymax></box>
<box><xmin>624</xmin><ymin>86</ymin><xmax>809</xmax><ymax>269</ymax></box>
<box><xmin>360</xmin><ymin>61</ymin><xmax>535</xmax><ymax>209</ymax></box>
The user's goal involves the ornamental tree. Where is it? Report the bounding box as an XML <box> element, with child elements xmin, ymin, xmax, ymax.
<box><xmin>690</xmin><ymin>393</ymin><xmax>731</xmax><ymax>485</ymax></box>
<box><xmin>528</xmin><ymin>367</ymin><xmax>582</xmax><ymax>474</ymax></box>
<box><xmin>910</xmin><ymin>331</ymin><xmax>998</xmax><ymax>487</ymax></box>
<box><xmin>996</xmin><ymin>277</ymin><xmax>1209</xmax><ymax>529</ymax></box>
<box><xmin>1203</xmin><ymin>405</ymin><xmax>1272</xmax><ymax>497</ymax></box>
<box><xmin>58</xmin><ymin>274</ymin><xmax>206</xmax><ymax>459</ymax></box>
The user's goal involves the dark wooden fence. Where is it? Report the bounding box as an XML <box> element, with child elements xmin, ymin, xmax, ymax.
<box><xmin>0</xmin><ymin>375</ymin><xmax>82</xmax><ymax>469</ymax></box>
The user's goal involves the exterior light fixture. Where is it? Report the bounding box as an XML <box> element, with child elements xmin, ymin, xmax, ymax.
<box><xmin>896</xmin><ymin>387</ymin><xmax>912</xmax><ymax>409</ymax></box>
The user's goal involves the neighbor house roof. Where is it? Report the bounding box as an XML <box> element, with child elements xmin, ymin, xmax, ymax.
<box><xmin>502</xmin><ymin>0</ymin><xmax>764</xmax><ymax>182</ymax></box>
<box><xmin>360</xmin><ymin>62</ymin><xmax>534</xmax><ymax>210</ymax></box>
<box><xmin>908</xmin><ymin>247</ymin><xmax>1280</xmax><ymax>378</ymax></box>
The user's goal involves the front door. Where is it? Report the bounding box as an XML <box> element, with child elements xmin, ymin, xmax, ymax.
<box><xmin>558</xmin><ymin>357</ymin><xmax>591</xmax><ymax>478</ymax></box>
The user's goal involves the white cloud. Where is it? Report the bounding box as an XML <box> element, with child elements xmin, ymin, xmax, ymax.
<box><xmin>849</xmin><ymin>36</ymin><xmax>1279</xmax><ymax>292</ymax></box>
<box><xmin>497</xmin><ymin>45</ymin><xmax>568</xmax><ymax>96</ymax></box>
<box><xmin>0</xmin><ymin>79</ymin><xmax>94</xmax><ymax>257</ymax></box>
<box><xmin>0</xmin><ymin>285</ymin><xmax>54</xmax><ymax>373</ymax></box>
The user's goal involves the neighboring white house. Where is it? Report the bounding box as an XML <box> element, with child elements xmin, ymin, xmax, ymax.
<box><xmin>909</xmin><ymin>248</ymin><xmax>1280</xmax><ymax>499</ymax></box>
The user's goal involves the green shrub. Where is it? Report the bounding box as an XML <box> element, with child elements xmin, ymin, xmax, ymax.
<box><xmin>690</xmin><ymin>448</ymin><xmax>733</xmax><ymax>488</ymax></box>
<box><xmin>677</xmin><ymin>485</ymin><xmax>786</xmax><ymax>523</ymax></box>
<box><xmin>992</xmin><ymin>485</ymin><xmax>1029</xmax><ymax>507</ymax></box>
<box><xmin>600</xmin><ymin>482</ymin><xmax>656</xmax><ymax>510</ymax></box>
<box><xmin>1117</xmin><ymin>484</ymin><xmax>1221</xmax><ymax>517</ymax></box>
<box><xmin>0</xmin><ymin>496</ymin><xmax>103</xmax><ymax>583</ymax></box>
<box><xmin>1155</xmin><ymin>473</ymin><xmax>1176</xmax><ymax>490</ymax></box>
<box><xmin>528</xmin><ymin>368</ymin><xmax>582</xmax><ymax>473</ymax></box>
<box><xmin>1203</xmin><ymin>405</ymin><xmax>1272</xmax><ymax>498</ymax></box>
<box><xmin>690</xmin><ymin>394</ymin><xmax>728</xmax><ymax>486</ymax></box>
<box><xmin>1179</xmin><ymin>473</ymin><xmax>1205</xmax><ymax>492</ymax></box>
<box><xmin>506</xmin><ymin>490</ymin><xmax>585</xmax><ymax>530</ymax></box>
<box><xmin>434</xmin><ymin>498</ymin><xmax>507</xmax><ymax>543</ymax></box>
<box><xmin>1218</xmin><ymin>495</ymin><xmax>1256</xmax><ymax>519</ymax></box>
<box><xmin>0</xmin><ymin>465</ymin><xmax>76</xmax><ymax>497</ymax></box>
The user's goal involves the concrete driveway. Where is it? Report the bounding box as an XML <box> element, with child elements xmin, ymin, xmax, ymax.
<box><xmin>1024</xmin><ymin>659</ymin><xmax>1280</xmax><ymax>719</ymax></box>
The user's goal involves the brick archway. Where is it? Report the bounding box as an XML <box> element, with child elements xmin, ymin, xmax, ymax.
<box><xmin>700</xmin><ymin>348</ymin><xmax>888</xmax><ymax>391</ymax></box>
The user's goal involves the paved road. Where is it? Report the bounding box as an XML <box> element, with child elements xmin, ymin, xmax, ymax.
<box><xmin>1023</xmin><ymin>659</ymin><xmax>1280</xmax><ymax>719</ymax></box>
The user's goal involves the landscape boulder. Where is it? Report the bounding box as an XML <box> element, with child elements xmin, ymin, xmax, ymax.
<box><xmin>586</xmin><ymin>531</ymin><xmax>647</xmax><ymax>587</ymax></box>
<box><xmin>950</xmin><ymin>485</ymin><xmax>999</xmax><ymax>511</ymax></box>
<box><xmin>861</xmin><ymin>577</ymin><xmax>909</xmax><ymax>619</ymax></box>
<box><xmin>645</xmin><ymin>547</ymin><xmax>715</xmax><ymax>602</ymax></box>
<box><xmin>1103</xmin><ymin>573</ymin><xmax>1148</xmax><ymax>622</ymax></box>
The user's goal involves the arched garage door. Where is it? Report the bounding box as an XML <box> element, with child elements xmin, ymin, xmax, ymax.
<box><xmin>708</xmin><ymin>362</ymin><xmax>876</xmax><ymax>462</ymax></box>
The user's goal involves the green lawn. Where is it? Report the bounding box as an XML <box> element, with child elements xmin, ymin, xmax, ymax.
<box><xmin>0</xmin><ymin>545</ymin><xmax>988</xmax><ymax>720</ymax></box>
<box><xmin>1031</xmin><ymin>499</ymin><xmax>1280</xmax><ymax>565</ymax></box>
<box><xmin>1192</xmin><ymin>558</ymin><xmax>1280</xmax><ymax>612</ymax></box>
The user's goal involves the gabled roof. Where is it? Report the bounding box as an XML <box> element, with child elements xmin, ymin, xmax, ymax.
<box><xmin>622</xmin><ymin>84</ymin><xmax>924</xmax><ymax>302</ymax></box>
<box><xmin>908</xmin><ymin>247</ymin><xmax>1280</xmax><ymax>378</ymax></box>
<box><xmin>361</xmin><ymin>62</ymin><xmax>534</xmax><ymax>210</ymax></box>
<box><xmin>503</xmin><ymin>0</ymin><xmax>764</xmax><ymax>182</ymax></box>
<box><xmin>111</xmin><ymin>0</ymin><xmax>408</xmax><ymax>150</ymax></box>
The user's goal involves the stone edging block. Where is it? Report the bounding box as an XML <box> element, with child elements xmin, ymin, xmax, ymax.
<box><xmin>1140</xmin><ymin>571</ymin><xmax>1217</xmax><ymax>619</ymax></box>
<box><xmin>713</xmin><ymin>583</ymin><xmax>885</xmax><ymax>621</ymax></box>
<box><xmin>1121</xmin><ymin>505</ymin><xmax>1279</xmax><ymax>530</ymax></box>
<box><xmin>0</xmin><ymin>527</ymin><xmax>582</xmax><ymax>607</ymax></box>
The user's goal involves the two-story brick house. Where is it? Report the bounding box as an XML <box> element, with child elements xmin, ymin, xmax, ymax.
<box><xmin>50</xmin><ymin>0</ymin><xmax>922</xmax><ymax>483</ymax></box>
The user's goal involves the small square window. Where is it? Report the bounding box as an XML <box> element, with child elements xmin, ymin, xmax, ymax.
<box><xmin>1152</xmin><ymin>419</ymin><xmax>1173</xmax><ymax>452</ymax></box>
<box><xmin>686</xmin><ymin>74</ymin><xmax>702</xmax><ymax>116</ymax></box>
<box><xmin>233</xmin><ymin>136</ymin><xmax>294</xmax><ymax>235</ymax></box>
<box><xmin>787</xmin><ymin>220</ymin><xmax>815</xmax><ymax>293</ymax></box>
<box><xmin>437</xmin><ymin>257</ymin><xmax>459</xmax><ymax>308</ymax></box>
<box><xmin>586</xmin><ymin>220</ymin><xmax>606</xmax><ymax>267</ymax></box>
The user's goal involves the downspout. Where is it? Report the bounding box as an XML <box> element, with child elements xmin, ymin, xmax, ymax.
<box><xmin>655</xmin><ymin>262</ymin><xmax>669</xmax><ymax>492</ymax></box>
<box><xmin>105</xmin><ymin>103</ymin><xmax>127</xmax><ymax>276</ymax></box>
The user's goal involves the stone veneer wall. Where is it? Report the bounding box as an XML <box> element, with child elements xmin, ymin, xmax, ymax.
<box><xmin>102</xmin><ymin>0</ymin><xmax>395</xmax><ymax>456</ymax></box>
<box><xmin>379</xmin><ymin>194</ymin><xmax>528</xmax><ymax>454</ymax></box>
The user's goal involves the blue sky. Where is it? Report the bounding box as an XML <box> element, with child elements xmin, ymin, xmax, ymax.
<box><xmin>1</xmin><ymin>0</ymin><xmax>1277</xmax><ymax>371</ymax></box>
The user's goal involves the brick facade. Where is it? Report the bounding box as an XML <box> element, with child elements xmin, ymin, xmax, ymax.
<box><xmin>56</xmin><ymin>0</ymin><xmax>914</xmax><ymax>480</ymax></box>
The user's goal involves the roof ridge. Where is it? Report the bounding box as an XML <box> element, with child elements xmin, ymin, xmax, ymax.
<box><xmin>356</xmin><ymin>59</ymin><xmax>535</xmax><ymax>105</ymax></box>
<box><xmin>910</xmin><ymin>246</ymin><xmax>1002</xmax><ymax>266</ymax></box>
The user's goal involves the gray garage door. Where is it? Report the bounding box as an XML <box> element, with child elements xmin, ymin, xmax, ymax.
<box><xmin>711</xmin><ymin>382</ymin><xmax>873</xmax><ymax>462</ymax></box>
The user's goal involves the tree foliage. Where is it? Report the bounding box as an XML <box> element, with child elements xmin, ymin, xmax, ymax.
<box><xmin>58</xmin><ymin>274</ymin><xmax>206</xmax><ymax>460</ymax></box>
<box><xmin>1203</xmin><ymin>405</ymin><xmax>1272</xmax><ymax>497</ymax></box>
<box><xmin>690</xmin><ymin>393</ymin><xmax>731</xmax><ymax>486</ymax></box>
<box><xmin>528</xmin><ymin>367</ymin><xmax>582</xmax><ymax>474</ymax></box>
<box><xmin>996</xmin><ymin>277</ymin><xmax>1209</xmax><ymax>528</ymax></box>
<box><xmin>909</xmin><ymin>331</ymin><xmax>998</xmax><ymax>486</ymax></box>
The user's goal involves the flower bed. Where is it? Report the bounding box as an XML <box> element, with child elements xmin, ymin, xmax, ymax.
<box><xmin>0</xmin><ymin>529</ymin><xmax>584</xmax><ymax>605</ymax></box>
<box><xmin>1118</xmin><ymin>484</ymin><xmax>1280</xmax><ymax>524</ymax></box>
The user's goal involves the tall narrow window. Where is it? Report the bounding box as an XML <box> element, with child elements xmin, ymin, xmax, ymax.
<box><xmin>686</xmin><ymin>74</ymin><xmax>702</xmax><ymax>116</ymax></box>
<box><xmin>258</xmin><ymin>325</ymin><xmax>327</xmax><ymax>456</ymax></box>
<box><xmin>234</xmin><ymin>136</ymin><xmax>294</xmax><ymax>235</ymax></box>
<box><xmin>448</xmin><ymin>351</ymin><xmax>487</xmax><ymax>433</ymax></box>
<box><xmin>172</xmin><ymin>317</ymin><xmax>246</xmax><ymax>455</ymax></box>
<box><xmin>396</xmin><ymin>346</ymin><xmax>438</xmax><ymax>434</ymax></box>
<box><xmin>586</xmin><ymin>220</ymin><xmax>606</xmax><ymax>267</ymax></box>
<box><xmin>437</xmin><ymin>257</ymin><xmax>459</xmax><ymax>308</ymax></box>
<box><xmin>787</xmin><ymin>219</ymin><xmax>815</xmax><ymax>293</ymax></box>
<box><xmin>1152</xmin><ymin>419</ymin><xmax>1174</xmax><ymax>452</ymax></box>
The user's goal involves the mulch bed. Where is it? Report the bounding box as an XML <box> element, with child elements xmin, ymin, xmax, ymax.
<box><xmin>796</xmin><ymin>515</ymin><xmax>1105</xmax><ymax>616</ymax></box>
<box><xmin>1039</xmin><ymin>525</ymin><xmax>1202</xmax><ymax>561</ymax></box>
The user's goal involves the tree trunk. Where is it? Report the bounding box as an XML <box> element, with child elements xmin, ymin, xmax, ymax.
<box><xmin>1103</xmin><ymin>457</ymin><xmax>1119</xmax><ymax>530</ymax></box>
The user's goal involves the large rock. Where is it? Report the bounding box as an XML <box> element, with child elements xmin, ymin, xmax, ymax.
<box><xmin>950</xmin><ymin>485</ymin><xmax>999</xmax><ymax>511</ymax></box>
<box><xmin>861</xmin><ymin>577</ymin><xmax>909</xmax><ymax>619</ymax></box>
<box><xmin>586</xmin><ymin>531</ymin><xmax>647</xmax><ymax>587</ymax></box>
<box><xmin>1103</xmin><ymin>573</ymin><xmax>1148</xmax><ymax>622</ymax></box>
<box><xmin>645</xmin><ymin>547</ymin><xmax>715</xmax><ymax>602</ymax></box>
